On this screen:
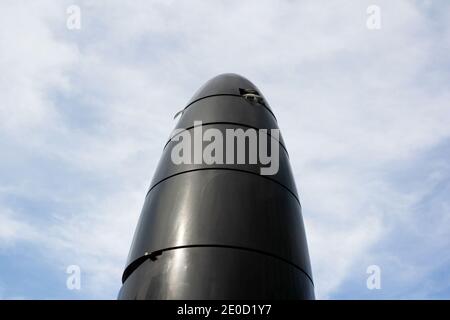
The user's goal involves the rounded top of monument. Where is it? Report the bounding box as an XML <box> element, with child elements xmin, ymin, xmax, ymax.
<box><xmin>187</xmin><ymin>73</ymin><xmax>269</xmax><ymax>108</ymax></box>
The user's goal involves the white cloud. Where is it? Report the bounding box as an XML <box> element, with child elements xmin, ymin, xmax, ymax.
<box><xmin>0</xmin><ymin>208</ymin><xmax>38</xmax><ymax>247</ymax></box>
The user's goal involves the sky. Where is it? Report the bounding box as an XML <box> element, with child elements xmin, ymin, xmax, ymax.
<box><xmin>0</xmin><ymin>0</ymin><xmax>449</xmax><ymax>299</ymax></box>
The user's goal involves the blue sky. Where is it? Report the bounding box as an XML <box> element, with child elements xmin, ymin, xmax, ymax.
<box><xmin>0</xmin><ymin>0</ymin><xmax>449</xmax><ymax>299</ymax></box>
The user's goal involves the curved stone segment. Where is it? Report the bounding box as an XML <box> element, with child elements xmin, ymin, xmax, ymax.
<box><xmin>172</xmin><ymin>95</ymin><xmax>285</xmax><ymax>149</ymax></box>
<box><xmin>153</xmin><ymin>124</ymin><xmax>296</xmax><ymax>196</ymax></box>
<box><xmin>126</xmin><ymin>170</ymin><xmax>311</xmax><ymax>279</ymax></box>
<box><xmin>119</xmin><ymin>247</ymin><xmax>314</xmax><ymax>300</ymax></box>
